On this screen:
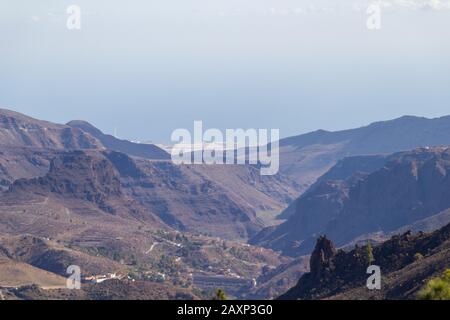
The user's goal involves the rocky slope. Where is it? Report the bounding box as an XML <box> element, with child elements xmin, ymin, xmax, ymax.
<box><xmin>5</xmin><ymin>280</ymin><xmax>199</xmax><ymax>300</ymax></box>
<box><xmin>67</xmin><ymin>120</ymin><xmax>170</xmax><ymax>160</ymax></box>
<box><xmin>277</xmin><ymin>155</ymin><xmax>387</xmax><ymax>220</ymax></box>
<box><xmin>280</xmin><ymin>221</ymin><xmax>450</xmax><ymax>300</ymax></box>
<box><xmin>0</xmin><ymin>108</ymin><xmax>170</xmax><ymax>160</ymax></box>
<box><xmin>0</xmin><ymin>146</ymin><xmax>66</xmax><ymax>190</ymax></box>
<box><xmin>0</xmin><ymin>109</ymin><xmax>301</xmax><ymax>239</ymax></box>
<box><xmin>3</xmin><ymin>149</ymin><xmax>274</xmax><ymax>239</ymax></box>
<box><xmin>3</xmin><ymin>109</ymin><xmax>450</xmax><ymax>299</ymax></box>
<box><xmin>126</xmin><ymin>158</ymin><xmax>300</xmax><ymax>238</ymax></box>
<box><xmin>7</xmin><ymin>150</ymin><xmax>159</xmax><ymax>224</ymax></box>
<box><xmin>253</xmin><ymin>147</ymin><xmax>450</xmax><ymax>256</ymax></box>
<box><xmin>0</xmin><ymin>176</ymin><xmax>288</xmax><ymax>299</ymax></box>
<box><xmin>0</xmin><ymin>109</ymin><xmax>102</xmax><ymax>150</ymax></box>
<box><xmin>0</xmin><ymin>235</ymin><xmax>125</xmax><ymax>278</ymax></box>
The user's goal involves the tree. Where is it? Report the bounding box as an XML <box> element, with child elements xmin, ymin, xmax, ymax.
<box><xmin>418</xmin><ymin>269</ymin><xmax>450</xmax><ymax>300</ymax></box>
<box><xmin>213</xmin><ymin>289</ymin><xmax>227</xmax><ymax>300</ymax></box>
<box><xmin>366</xmin><ymin>240</ymin><xmax>374</xmax><ymax>266</ymax></box>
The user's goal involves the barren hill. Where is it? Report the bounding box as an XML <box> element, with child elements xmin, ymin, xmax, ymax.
<box><xmin>67</xmin><ymin>120</ymin><xmax>170</xmax><ymax>160</ymax></box>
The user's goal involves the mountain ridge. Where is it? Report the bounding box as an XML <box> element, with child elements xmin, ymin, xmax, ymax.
<box><xmin>67</xmin><ymin>120</ymin><xmax>170</xmax><ymax>160</ymax></box>
<box><xmin>252</xmin><ymin>146</ymin><xmax>450</xmax><ymax>256</ymax></box>
<box><xmin>279</xmin><ymin>220</ymin><xmax>450</xmax><ymax>300</ymax></box>
<box><xmin>277</xmin><ymin>114</ymin><xmax>450</xmax><ymax>191</ymax></box>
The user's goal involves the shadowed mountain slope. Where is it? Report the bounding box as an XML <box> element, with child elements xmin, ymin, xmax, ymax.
<box><xmin>252</xmin><ymin>147</ymin><xmax>450</xmax><ymax>256</ymax></box>
<box><xmin>278</xmin><ymin>115</ymin><xmax>450</xmax><ymax>191</ymax></box>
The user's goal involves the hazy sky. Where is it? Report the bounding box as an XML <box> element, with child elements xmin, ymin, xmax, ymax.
<box><xmin>1</xmin><ymin>0</ymin><xmax>450</xmax><ymax>142</ymax></box>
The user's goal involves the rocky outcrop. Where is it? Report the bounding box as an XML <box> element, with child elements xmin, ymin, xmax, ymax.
<box><xmin>280</xmin><ymin>222</ymin><xmax>450</xmax><ymax>300</ymax></box>
<box><xmin>309</xmin><ymin>236</ymin><xmax>336</xmax><ymax>282</ymax></box>
<box><xmin>10</xmin><ymin>151</ymin><xmax>123</xmax><ymax>214</ymax></box>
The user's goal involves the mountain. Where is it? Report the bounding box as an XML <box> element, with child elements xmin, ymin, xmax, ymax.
<box><xmin>0</xmin><ymin>108</ymin><xmax>169</xmax><ymax>160</ymax></box>
<box><xmin>0</xmin><ymin>256</ymin><xmax>67</xmax><ymax>289</ymax></box>
<box><xmin>0</xmin><ymin>108</ymin><xmax>169</xmax><ymax>191</ymax></box>
<box><xmin>0</xmin><ymin>109</ymin><xmax>300</xmax><ymax>239</ymax></box>
<box><xmin>0</xmin><ymin>146</ymin><xmax>298</xmax><ymax>239</ymax></box>
<box><xmin>0</xmin><ymin>109</ymin><xmax>303</xmax><ymax>299</ymax></box>
<box><xmin>3</xmin><ymin>148</ymin><xmax>270</xmax><ymax>239</ymax></box>
<box><xmin>250</xmin><ymin>155</ymin><xmax>390</xmax><ymax>255</ymax></box>
<box><xmin>67</xmin><ymin>120</ymin><xmax>170</xmax><ymax>160</ymax></box>
<box><xmin>0</xmin><ymin>146</ymin><xmax>65</xmax><ymax>190</ymax></box>
<box><xmin>0</xmin><ymin>109</ymin><xmax>102</xmax><ymax>150</ymax></box>
<box><xmin>4</xmin><ymin>108</ymin><xmax>450</xmax><ymax>299</ymax></box>
<box><xmin>252</xmin><ymin>147</ymin><xmax>450</xmax><ymax>256</ymax></box>
<box><xmin>122</xmin><ymin>159</ymin><xmax>299</xmax><ymax>238</ymax></box>
<box><xmin>280</xmin><ymin>221</ymin><xmax>450</xmax><ymax>300</ymax></box>
<box><xmin>6</xmin><ymin>280</ymin><xmax>199</xmax><ymax>300</ymax></box>
<box><xmin>277</xmin><ymin>155</ymin><xmax>387</xmax><ymax>220</ymax></box>
<box><xmin>277</xmin><ymin>115</ymin><xmax>450</xmax><ymax>192</ymax></box>
<box><xmin>0</xmin><ymin>151</ymin><xmax>289</xmax><ymax>299</ymax></box>
<box><xmin>8</xmin><ymin>150</ymin><xmax>161</xmax><ymax>223</ymax></box>
<box><xmin>246</xmin><ymin>255</ymin><xmax>310</xmax><ymax>299</ymax></box>
<box><xmin>0</xmin><ymin>234</ymin><xmax>125</xmax><ymax>279</ymax></box>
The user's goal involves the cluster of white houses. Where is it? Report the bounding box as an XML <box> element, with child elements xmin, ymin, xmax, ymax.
<box><xmin>82</xmin><ymin>273</ymin><xmax>125</xmax><ymax>284</ymax></box>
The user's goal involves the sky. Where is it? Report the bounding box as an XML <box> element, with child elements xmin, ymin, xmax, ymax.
<box><xmin>1</xmin><ymin>0</ymin><xmax>450</xmax><ymax>143</ymax></box>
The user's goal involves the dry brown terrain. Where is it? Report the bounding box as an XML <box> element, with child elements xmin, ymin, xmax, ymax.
<box><xmin>0</xmin><ymin>257</ymin><xmax>66</xmax><ymax>289</ymax></box>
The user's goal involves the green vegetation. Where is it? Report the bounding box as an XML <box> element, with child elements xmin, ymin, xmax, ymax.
<box><xmin>157</xmin><ymin>255</ymin><xmax>179</xmax><ymax>274</ymax></box>
<box><xmin>418</xmin><ymin>269</ymin><xmax>450</xmax><ymax>300</ymax></box>
<box><xmin>213</xmin><ymin>289</ymin><xmax>227</xmax><ymax>300</ymax></box>
<box><xmin>366</xmin><ymin>240</ymin><xmax>374</xmax><ymax>265</ymax></box>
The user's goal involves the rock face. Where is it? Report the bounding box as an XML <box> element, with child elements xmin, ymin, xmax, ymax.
<box><xmin>309</xmin><ymin>236</ymin><xmax>336</xmax><ymax>282</ymax></box>
<box><xmin>110</xmin><ymin>159</ymin><xmax>280</xmax><ymax>239</ymax></box>
<box><xmin>67</xmin><ymin>120</ymin><xmax>170</xmax><ymax>160</ymax></box>
<box><xmin>250</xmin><ymin>155</ymin><xmax>387</xmax><ymax>255</ymax></box>
<box><xmin>253</xmin><ymin>147</ymin><xmax>450</xmax><ymax>256</ymax></box>
<box><xmin>276</xmin><ymin>155</ymin><xmax>387</xmax><ymax>222</ymax></box>
<box><xmin>10</xmin><ymin>151</ymin><xmax>128</xmax><ymax>215</ymax></box>
<box><xmin>249</xmin><ymin>179</ymin><xmax>351</xmax><ymax>254</ymax></box>
<box><xmin>0</xmin><ymin>235</ymin><xmax>124</xmax><ymax>277</ymax></box>
<box><xmin>280</xmin><ymin>222</ymin><xmax>450</xmax><ymax>300</ymax></box>
<box><xmin>2</xmin><ymin>147</ymin><xmax>296</xmax><ymax>239</ymax></box>
<box><xmin>0</xmin><ymin>109</ymin><xmax>301</xmax><ymax>239</ymax></box>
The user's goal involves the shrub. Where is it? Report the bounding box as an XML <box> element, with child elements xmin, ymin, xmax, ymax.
<box><xmin>213</xmin><ymin>289</ymin><xmax>227</xmax><ymax>300</ymax></box>
<box><xmin>366</xmin><ymin>240</ymin><xmax>374</xmax><ymax>265</ymax></box>
<box><xmin>418</xmin><ymin>269</ymin><xmax>450</xmax><ymax>300</ymax></box>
